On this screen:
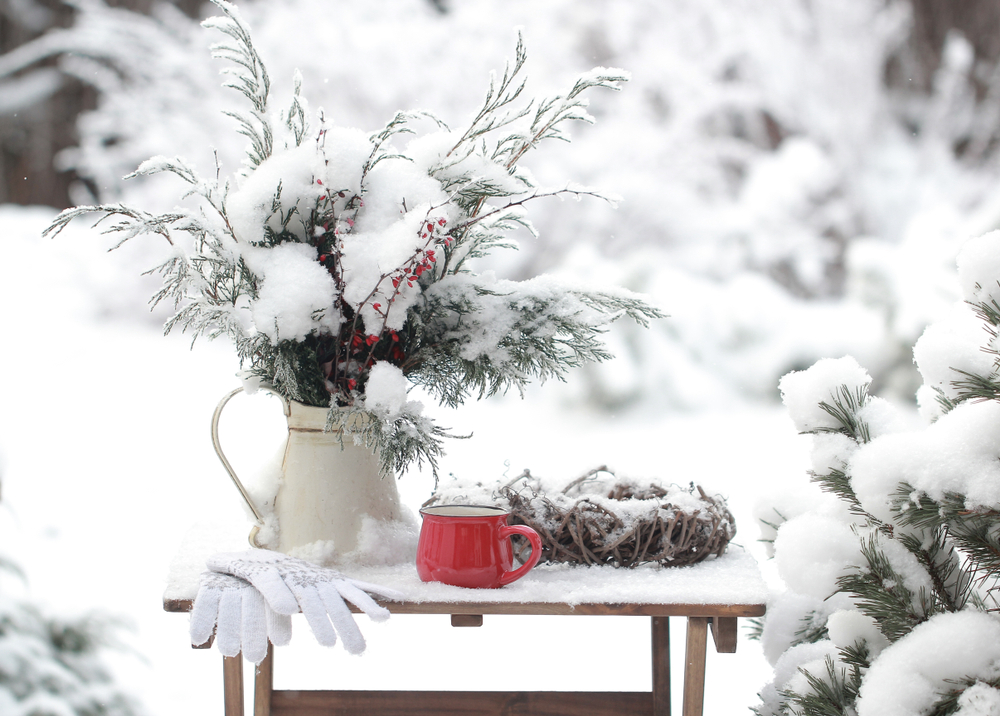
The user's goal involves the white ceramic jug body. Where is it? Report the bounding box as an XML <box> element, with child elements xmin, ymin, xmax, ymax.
<box><xmin>276</xmin><ymin>399</ymin><xmax>402</xmax><ymax>554</ymax></box>
<box><xmin>212</xmin><ymin>387</ymin><xmax>403</xmax><ymax>558</ymax></box>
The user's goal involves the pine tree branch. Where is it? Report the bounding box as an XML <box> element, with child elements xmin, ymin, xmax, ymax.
<box><xmin>778</xmin><ymin>656</ymin><xmax>860</xmax><ymax>716</ymax></box>
<box><xmin>838</xmin><ymin>532</ymin><xmax>932</xmax><ymax>643</ymax></box>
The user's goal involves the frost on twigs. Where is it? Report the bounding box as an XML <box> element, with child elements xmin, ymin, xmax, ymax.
<box><xmin>43</xmin><ymin>1</ymin><xmax>661</xmax><ymax>478</ymax></box>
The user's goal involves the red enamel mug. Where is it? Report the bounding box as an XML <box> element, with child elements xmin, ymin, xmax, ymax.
<box><xmin>416</xmin><ymin>505</ymin><xmax>543</xmax><ymax>589</ymax></box>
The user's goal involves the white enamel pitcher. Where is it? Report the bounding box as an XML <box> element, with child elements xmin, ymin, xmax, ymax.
<box><xmin>211</xmin><ymin>387</ymin><xmax>403</xmax><ymax>556</ymax></box>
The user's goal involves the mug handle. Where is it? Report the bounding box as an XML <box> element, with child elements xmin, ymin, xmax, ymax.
<box><xmin>498</xmin><ymin>524</ymin><xmax>543</xmax><ymax>586</ymax></box>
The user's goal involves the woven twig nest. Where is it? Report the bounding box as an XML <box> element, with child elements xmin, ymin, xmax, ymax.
<box><xmin>427</xmin><ymin>466</ymin><xmax>736</xmax><ymax>568</ymax></box>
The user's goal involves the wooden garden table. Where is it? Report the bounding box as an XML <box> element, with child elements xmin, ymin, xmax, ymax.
<box><xmin>163</xmin><ymin>529</ymin><xmax>766</xmax><ymax>716</ymax></box>
<box><xmin>165</xmin><ymin>597</ymin><xmax>762</xmax><ymax>716</ymax></box>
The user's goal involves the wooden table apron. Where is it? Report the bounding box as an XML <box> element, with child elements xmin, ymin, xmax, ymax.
<box><xmin>163</xmin><ymin>598</ymin><xmax>765</xmax><ymax>716</ymax></box>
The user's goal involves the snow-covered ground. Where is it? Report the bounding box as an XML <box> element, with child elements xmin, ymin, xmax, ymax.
<box><xmin>0</xmin><ymin>204</ymin><xmax>809</xmax><ymax>713</ymax></box>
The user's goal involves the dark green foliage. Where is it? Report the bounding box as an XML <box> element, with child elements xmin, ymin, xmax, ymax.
<box><xmin>811</xmin><ymin>383</ymin><xmax>872</xmax><ymax>443</ymax></box>
<box><xmin>777</xmin><ymin>657</ymin><xmax>861</xmax><ymax>716</ymax></box>
<box><xmin>837</xmin><ymin>532</ymin><xmax>931</xmax><ymax>643</ymax></box>
<box><xmin>925</xmin><ymin>675</ymin><xmax>1000</xmax><ymax>716</ymax></box>
<box><xmin>793</xmin><ymin>611</ymin><xmax>831</xmax><ymax>646</ymax></box>
<box><xmin>808</xmin><ymin>467</ymin><xmax>866</xmax><ymax>518</ymax></box>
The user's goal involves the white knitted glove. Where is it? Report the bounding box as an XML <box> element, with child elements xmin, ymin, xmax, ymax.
<box><xmin>189</xmin><ymin>571</ymin><xmax>291</xmax><ymax>664</ymax></box>
<box><xmin>207</xmin><ymin>549</ymin><xmax>403</xmax><ymax>654</ymax></box>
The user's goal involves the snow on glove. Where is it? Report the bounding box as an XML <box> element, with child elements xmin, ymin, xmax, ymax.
<box><xmin>190</xmin><ymin>570</ymin><xmax>291</xmax><ymax>664</ymax></box>
<box><xmin>206</xmin><ymin>549</ymin><xmax>403</xmax><ymax>654</ymax></box>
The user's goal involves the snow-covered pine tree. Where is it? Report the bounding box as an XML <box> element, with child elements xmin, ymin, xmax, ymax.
<box><xmin>0</xmin><ymin>482</ymin><xmax>141</xmax><ymax>716</ymax></box>
<box><xmin>754</xmin><ymin>230</ymin><xmax>1000</xmax><ymax>716</ymax></box>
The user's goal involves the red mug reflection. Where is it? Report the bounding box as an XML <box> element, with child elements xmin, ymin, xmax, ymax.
<box><xmin>416</xmin><ymin>505</ymin><xmax>542</xmax><ymax>589</ymax></box>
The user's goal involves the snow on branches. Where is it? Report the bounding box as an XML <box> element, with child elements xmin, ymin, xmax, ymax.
<box><xmin>754</xmin><ymin>231</ymin><xmax>1000</xmax><ymax>716</ymax></box>
<box><xmin>43</xmin><ymin>0</ymin><xmax>661</xmax><ymax>478</ymax></box>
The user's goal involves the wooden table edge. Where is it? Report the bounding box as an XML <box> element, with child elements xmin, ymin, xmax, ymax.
<box><xmin>163</xmin><ymin>597</ymin><xmax>765</xmax><ymax>618</ymax></box>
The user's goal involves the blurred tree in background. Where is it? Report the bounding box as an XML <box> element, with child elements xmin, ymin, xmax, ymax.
<box><xmin>0</xmin><ymin>0</ymin><xmax>201</xmax><ymax>207</ymax></box>
<box><xmin>0</xmin><ymin>474</ymin><xmax>142</xmax><ymax>715</ymax></box>
<box><xmin>5</xmin><ymin>0</ymin><xmax>1000</xmax><ymax>410</ymax></box>
<box><xmin>4</xmin><ymin>0</ymin><xmax>1000</xmax><ymax>209</ymax></box>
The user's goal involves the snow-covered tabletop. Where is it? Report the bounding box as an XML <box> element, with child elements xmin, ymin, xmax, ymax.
<box><xmin>163</xmin><ymin>523</ymin><xmax>767</xmax><ymax>616</ymax></box>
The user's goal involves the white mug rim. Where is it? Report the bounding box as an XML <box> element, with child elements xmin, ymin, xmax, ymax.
<box><xmin>420</xmin><ymin>504</ymin><xmax>509</xmax><ymax>518</ymax></box>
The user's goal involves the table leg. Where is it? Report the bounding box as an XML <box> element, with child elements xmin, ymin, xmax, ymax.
<box><xmin>682</xmin><ymin>617</ymin><xmax>709</xmax><ymax>716</ymax></box>
<box><xmin>223</xmin><ymin>655</ymin><xmax>244</xmax><ymax>716</ymax></box>
<box><xmin>652</xmin><ymin>616</ymin><xmax>671</xmax><ymax>716</ymax></box>
<box><xmin>255</xmin><ymin>644</ymin><xmax>273</xmax><ymax>716</ymax></box>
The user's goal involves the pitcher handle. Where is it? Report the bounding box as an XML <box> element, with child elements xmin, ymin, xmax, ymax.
<box><xmin>211</xmin><ymin>386</ymin><xmax>285</xmax><ymax>547</ymax></box>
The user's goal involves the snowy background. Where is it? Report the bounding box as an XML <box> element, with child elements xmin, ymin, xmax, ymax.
<box><xmin>2</xmin><ymin>0</ymin><xmax>1000</xmax><ymax>713</ymax></box>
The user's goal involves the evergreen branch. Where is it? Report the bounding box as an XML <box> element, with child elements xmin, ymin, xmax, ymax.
<box><xmin>968</xmin><ymin>293</ymin><xmax>1000</xmax><ymax>331</ymax></box>
<box><xmin>203</xmin><ymin>0</ymin><xmax>273</xmax><ymax>167</ymax></box>
<box><xmin>809</xmin><ymin>468</ymin><xmax>867</xmax><ymax>518</ymax></box>
<box><xmin>285</xmin><ymin>69</ymin><xmax>308</xmax><ymax>147</ymax></box>
<box><xmin>446</xmin><ymin>30</ymin><xmax>530</xmax><ymax>158</ymax></box>
<box><xmin>838</xmin><ymin>532</ymin><xmax>931</xmax><ymax>642</ymax></box>
<box><xmin>932</xmin><ymin>385</ymin><xmax>960</xmax><ymax>415</ymax></box>
<box><xmin>837</xmin><ymin>640</ymin><xmax>872</xmax><ymax>674</ymax></box>
<box><xmin>793</xmin><ymin>610</ymin><xmax>831</xmax><ymax>646</ymax></box>
<box><xmin>408</xmin><ymin>277</ymin><xmax>661</xmax><ymax>408</ymax></box>
<box><xmin>811</xmin><ymin>384</ymin><xmax>872</xmax><ymax>443</ymax></box>
<box><xmin>948</xmin><ymin>367</ymin><xmax>1000</xmax><ymax>405</ymax></box>
<box><xmin>926</xmin><ymin>674</ymin><xmax>1000</xmax><ymax>716</ymax></box>
<box><xmin>326</xmin><ymin>404</ymin><xmax>467</xmax><ymax>481</ymax></box>
<box><xmin>126</xmin><ymin>155</ymin><xmax>230</xmax><ymax>220</ymax></box>
<box><xmin>455</xmin><ymin>186</ymin><xmax>620</xmax><ymax>233</ymax></box>
<box><xmin>499</xmin><ymin>66</ymin><xmax>630</xmax><ymax>169</ymax></box>
<box><xmin>897</xmin><ymin>527</ymin><xmax>974</xmax><ymax>613</ymax></box>
<box><xmin>446</xmin><ymin>208</ymin><xmax>527</xmax><ymax>274</ymax></box>
<box><xmin>778</xmin><ymin>656</ymin><xmax>859</xmax><ymax>716</ymax></box>
<box><xmin>44</xmin><ymin>204</ymin><xmax>183</xmax><ymax>247</ymax></box>
<box><xmin>203</xmin><ymin>1</ymin><xmax>269</xmax><ymax>113</ymax></box>
<box><xmin>893</xmin><ymin>484</ymin><xmax>1000</xmax><ymax>603</ymax></box>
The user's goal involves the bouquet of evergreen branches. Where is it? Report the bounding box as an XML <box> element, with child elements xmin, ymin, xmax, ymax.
<box><xmin>46</xmin><ymin>0</ymin><xmax>661</xmax><ymax>477</ymax></box>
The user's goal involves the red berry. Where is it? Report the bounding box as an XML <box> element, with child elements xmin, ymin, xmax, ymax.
<box><xmin>438</xmin><ymin>218</ymin><xmax>446</xmax><ymax>226</ymax></box>
<box><xmin>373</xmin><ymin>303</ymin><xmax>381</xmax><ymax>310</ymax></box>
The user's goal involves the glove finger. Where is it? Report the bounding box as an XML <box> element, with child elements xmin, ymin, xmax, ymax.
<box><xmin>341</xmin><ymin>578</ymin><xmax>405</xmax><ymax>604</ymax></box>
<box><xmin>334</xmin><ymin>580</ymin><xmax>391</xmax><ymax>623</ymax></box>
<box><xmin>242</xmin><ymin>566</ymin><xmax>300</xmax><ymax>616</ymax></box>
<box><xmin>216</xmin><ymin>589</ymin><xmax>243</xmax><ymax>658</ymax></box>
<box><xmin>319</xmin><ymin>583</ymin><xmax>367</xmax><ymax>654</ymax></box>
<box><xmin>267</xmin><ymin>607</ymin><xmax>292</xmax><ymax>647</ymax></box>
<box><xmin>242</xmin><ymin>589</ymin><xmax>269</xmax><ymax>664</ymax></box>
<box><xmin>295</xmin><ymin>585</ymin><xmax>339</xmax><ymax>648</ymax></box>
<box><xmin>190</xmin><ymin>584</ymin><xmax>222</xmax><ymax>646</ymax></box>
